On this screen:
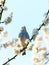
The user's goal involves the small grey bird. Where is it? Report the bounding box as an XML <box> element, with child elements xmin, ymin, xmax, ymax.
<box><xmin>18</xmin><ymin>26</ymin><xmax>30</xmax><ymax>55</ymax></box>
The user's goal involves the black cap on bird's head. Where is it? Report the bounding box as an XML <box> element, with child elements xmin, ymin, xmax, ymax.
<box><xmin>21</xmin><ymin>26</ymin><xmax>26</xmax><ymax>31</ymax></box>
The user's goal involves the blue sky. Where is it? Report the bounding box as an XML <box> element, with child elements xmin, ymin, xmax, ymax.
<box><xmin>0</xmin><ymin>0</ymin><xmax>49</xmax><ymax>65</ymax></box>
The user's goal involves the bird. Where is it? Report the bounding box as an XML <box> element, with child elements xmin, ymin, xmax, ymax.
<box><xmin>18</xmin><ymin>26</ymin><xmax>30</xmax><ymax>42</ymax></box>
<box><xmin>16</xmin><ymin>26</ymin><xmax>30</xmax><ymax>55</ymax></box>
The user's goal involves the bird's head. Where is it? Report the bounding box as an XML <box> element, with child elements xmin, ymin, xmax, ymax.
<box><xmin>21</xmin><ymin>26</ymin><xmax>26</xmax><ymax>31</ymax></box>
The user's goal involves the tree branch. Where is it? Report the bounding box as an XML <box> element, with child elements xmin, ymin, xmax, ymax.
<box><xmin>0</xmin><ymin>0</ymin><xmax>6</xmax><ymax>20</ymax></box>
<box><xmin>3</xmin><ymin>55</ymin><xmax>17</xmax><ymax>65</ymax></box>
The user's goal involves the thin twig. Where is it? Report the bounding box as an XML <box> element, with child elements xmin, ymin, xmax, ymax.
<box><xmin>3</xmin><ymin>55</ymin><xmax>17</xmax><ymax>65</ymax></box>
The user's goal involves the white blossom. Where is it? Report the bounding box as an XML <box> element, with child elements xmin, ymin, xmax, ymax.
<box><xmin>2</xmin><ymin>6</ymin><xmax>8</xmax><ymax>10</ymax></box>
<box><xmin>41</xmin><ymin>26</ymin><xmax>49</xmax><ymax>36</ymax></box>
<box><xmin>1</xmin><ymin>31</ymin><xmax>8</xmax><ymax>38</ymax></box>
<box><xmin>13</xmin><ymin>49</ymin><xmax>20</xmax><ymax>55</ymax></box>
<box><xmin>43</xmin><ymin>16</ymin><xmax>49</xmax><ymax>25</ymax></box>
<box><xmin>27</xmin><ymin>44</ymin><xmax>34</xmax><ymax>50</ymax></box>
<box><xmin>46</xmin><ymin>37</ymin><xmax>49</xmax><ymax>43</ymax></box>
<box><xmin>32</xmin><ymin>28</ymin><xmax>38</xmax><ymax>40</ymax></box>
<box><xmin>33</xmin><ymin>35</ymin><xmax>42</xmax><ymax>48</ymax></box>
<box><xmin>35</xmin><ymin>61</ymin><xmax>45</xmax><ymax>65</ymax></box>
<box><xmin>3</xmin><ymin>12</ymin><xmax>13</xmax><ymax>25</ymax></box>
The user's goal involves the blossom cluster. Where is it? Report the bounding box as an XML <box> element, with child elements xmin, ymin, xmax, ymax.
<box><xmin>27</xmin><ymin>26</ymin><xmax>49</xmax><ymax>65</ymax></box>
